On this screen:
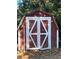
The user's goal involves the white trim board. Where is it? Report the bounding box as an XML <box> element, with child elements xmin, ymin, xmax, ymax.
<box><xmin>26</xmin><ymin>17</ymin><xmax>51</xmax><ymax>50</ymax></box>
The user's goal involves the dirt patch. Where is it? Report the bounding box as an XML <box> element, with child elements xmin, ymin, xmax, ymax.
<box><xmin>17</xmin><ymin>48</ymin><xmax>61</xmax><ymax>59</ymax></box>
<box><xmin>29</xmin><ymin>48</ymin><xmax>61</xmax><ymax>59</ymax></box>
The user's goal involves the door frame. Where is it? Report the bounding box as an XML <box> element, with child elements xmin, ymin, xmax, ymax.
<box><xmin>26</xmin><ymin>17</ymin><xmax>51</xmax><ymax>50</ymax></box>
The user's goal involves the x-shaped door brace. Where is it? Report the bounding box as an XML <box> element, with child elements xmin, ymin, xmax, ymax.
<box><xmin>26</xmin><ymin>17</ymin><xmax>51</xmax><ymax>50</ymax></box>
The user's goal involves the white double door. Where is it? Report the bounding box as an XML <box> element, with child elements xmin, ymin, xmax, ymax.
<box><xmin>26</xmin><ymin>17</ymin><xmax>51</xmax><ymax>50</ymax></box>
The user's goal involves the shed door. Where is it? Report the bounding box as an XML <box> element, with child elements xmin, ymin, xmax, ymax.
<box><xmin>26</xmin><ymin>17</ymin><xmax>51</xmax><ymax>50</ymax></box>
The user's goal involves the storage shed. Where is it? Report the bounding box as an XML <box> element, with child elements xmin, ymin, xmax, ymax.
<box><xmin>17</xmin><ymin>10</ymin><xmax>59</xmax><ymax>51</ymax></box>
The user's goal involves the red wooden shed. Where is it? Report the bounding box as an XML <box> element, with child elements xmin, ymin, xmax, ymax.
<box><xmin>17</xmin><ymin>10</ymin><xmax>59</xmax><ymax>51</ymax></box>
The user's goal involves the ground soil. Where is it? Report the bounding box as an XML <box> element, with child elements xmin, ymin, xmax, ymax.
<box><xmin>29</xmin><ymin>48</ymin><xmax>61</xmax><ymax>59</ymax></box>
<box><xmin>17</xmin><ymin>48</ymin><xmax>61</xmax><ymax>59</ymax></box>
